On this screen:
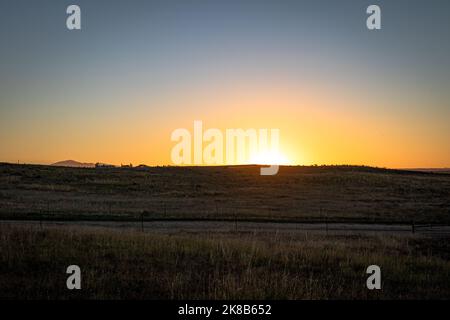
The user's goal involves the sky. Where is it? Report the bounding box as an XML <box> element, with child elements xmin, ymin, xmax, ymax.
<box><xmin>0</xmin><ymin>0</ymin><xmax>449</xmax><ymax>168</ymax></box>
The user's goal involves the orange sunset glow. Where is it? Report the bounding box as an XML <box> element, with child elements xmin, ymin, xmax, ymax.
<box><xmin>0</xmin><ymin>1</ymin><xmax>449</xmax><ymax>169</ymax></box>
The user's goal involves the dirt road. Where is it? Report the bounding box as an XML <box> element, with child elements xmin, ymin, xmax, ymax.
<box><xmin>2</xmin><ymin>220</ymin><xmax>449</xmax><ymax>237</ymax></box>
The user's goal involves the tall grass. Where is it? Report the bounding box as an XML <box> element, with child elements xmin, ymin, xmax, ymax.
<box><xmin>0</xmin><ymin>225</ymin><xmax>449</xmax><ymax>299</ymax></box>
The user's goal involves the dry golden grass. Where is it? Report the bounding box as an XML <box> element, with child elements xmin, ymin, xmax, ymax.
<box><xmin>0</xmin><ymin>163</ymin><xmax>449</xmax><ymax>223</ymax></box>
<box><xmin>0</xmin><ymin>224</ymin><xmax>449</xmax><ymax>299</ymax></box>
<box><xmin>1</xmin><ymin>163</ymin><xmax>449</xmax><ymax>299</ymax></box>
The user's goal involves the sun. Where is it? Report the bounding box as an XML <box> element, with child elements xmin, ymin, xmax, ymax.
<box><xmin>248</xmin><ymin>150</ymin><xmax>291</xmax><ymax>165</ymax></box>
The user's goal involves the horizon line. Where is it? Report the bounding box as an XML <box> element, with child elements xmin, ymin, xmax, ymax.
<box><xmin>1</xmin><ymin>160</ymin><xmax>449</xmax><ymax>171</ymax></box>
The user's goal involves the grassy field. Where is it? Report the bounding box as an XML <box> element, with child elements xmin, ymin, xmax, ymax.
<box><xmin>0</xmin><ymin>224</ymin><xmax>449</xmax><ymax>299</ymax></box>
<box><xmin>0</xmin><ymin>163</ymin><xmax>449</xmax><ymax>223</ymax></box>
<box><xmin>1</xmin><ymin>163</ymin><xmax>449</xmax><ymax>299</ymax></box>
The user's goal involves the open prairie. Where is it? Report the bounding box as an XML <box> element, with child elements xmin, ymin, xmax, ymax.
<box><xmin>1</xmin><ymin>163</ymin><xmax>449</xmax><ymax>224</ymax></box>
<box><xmin>1</xmin><ymin>163</ymin><xmax>449</xmax><ymax>299</ymax></box>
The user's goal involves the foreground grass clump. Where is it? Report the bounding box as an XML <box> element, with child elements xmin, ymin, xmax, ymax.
<box><xmin>0</xmin><ymin>225</ymin><xmax>449</xmax><ymax>299</ymax></box>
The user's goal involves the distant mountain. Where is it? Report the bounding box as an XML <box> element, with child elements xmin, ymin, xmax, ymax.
<box><xmin>51</xmin><ymin>160</ymin><xmax>95</xmax><ymax>168</ymax></box>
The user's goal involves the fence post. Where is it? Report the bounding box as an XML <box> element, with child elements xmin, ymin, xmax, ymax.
<box><xmin>321</xmin><ymin>208</ymin><xmax>328</xmax><ymax>235</ymax></box>
<box><xmin>411</xmin><ymin>221</ymin><xmax>415</xmax><ymax>234</ymax></box>
<box><xmin>141</xmin><ymin>212</ymin><xmax>144</xmax><ymax>232</ymax></box>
